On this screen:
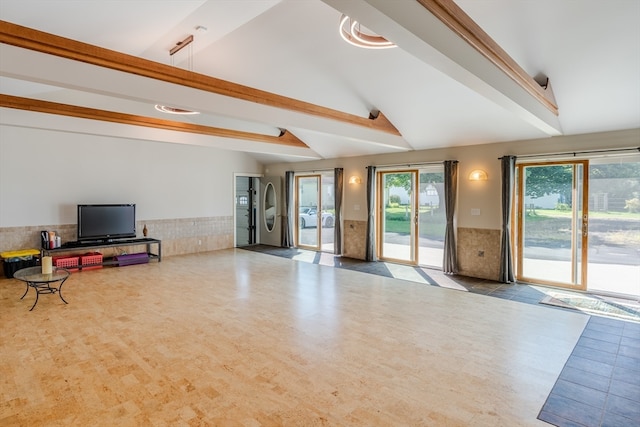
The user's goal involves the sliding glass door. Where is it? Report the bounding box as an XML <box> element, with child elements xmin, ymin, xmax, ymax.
<box><xmin>295</xmin><ymin>173</ymin><xmax>335</xmax><ymax>252</ymax></box>
<box><xmin>377</xmin><ymin>167</ymin><xmax>445</xmax><ymax>267</ymax></box>
<box><xmin>297</xmin><ymin>175</ymin><xmax>320</xmax><ymax>249</ymax></box>
<box><xmin>586</xmin><ymin>157</ymin><xmax>640</xmax><ymax>296</ymax></box>
<box><xmin>378</xmin><ymin>170</ymin><xmax>418</xmax><ymax>263</ymax></box>
<box><xmin>516</xmin><ymin>157</ymin><xmax>639</xmax><ymax>297</ymax></box>
<box><xmin>516</xmin><ymin>161</ymin><xmax>588</xmax><ymax>289</ymax></box>
<box><xmin>417</xmin><ymin>168</ymin><xmax>446</xmax><ymax>268</ymax></box>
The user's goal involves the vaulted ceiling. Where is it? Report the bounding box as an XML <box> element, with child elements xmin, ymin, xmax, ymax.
<box><xmin>1</xmin><ymin>0</ymin><xmax>638</xmax><ymax>163</ymax></box>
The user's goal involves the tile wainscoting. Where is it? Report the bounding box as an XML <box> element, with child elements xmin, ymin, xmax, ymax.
<box><xmin>0</xmin><ymin>216</ymin><xmax>234</xmax><ymax>274</ymax></box>
<box><xmin>2</xmin><ymin>220</ymin><xmax>501</xmax><ymax>282</ymax></box>
<box><xmin>141</xmin><ymin>217</ymin><xmax>233</xmax><ymax>256</ymax></box>
<box><xmin>457</xmin><ymin>227</ymin><xmax>501</xmax><ymax>281</ymax></box>
<box><xmin>343</xmin><ymin>220</ymin><xmax>367</xmax><ymax>260</ymax></box>
<box><xmin>342</xmin><ymin>222</ymin><xmax>502</xmax><ymax>282</ymax></box>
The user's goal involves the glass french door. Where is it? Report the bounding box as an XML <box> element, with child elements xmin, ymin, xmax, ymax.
<box><xmin>295</xmin><ymin>173</ymin><xmax>335</xmax><ymax>252</ymax></box>
<box><xmin>516</xmin><ymin>161</ymin><xmax>588</xmax><ymax>289</ymax></box>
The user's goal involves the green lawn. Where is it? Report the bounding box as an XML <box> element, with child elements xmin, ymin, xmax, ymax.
<box><xmin>382</xmin><ymin>205</ymin><xmax>639</xmax><ymax>246</ymax></box>
<box><xmin>383</xmin><ymin>206</ymin><xmax>446</xmax><ymax>240</ymax></box>
<box><xmin>529</xmin><ymin>208</ymin><xmax>640</xmax><ymax>220</ymax></box>
<box><xmin>524</xmin><ymin>209</ymin><xmax>640</xmax><ymax>246</ymax></box>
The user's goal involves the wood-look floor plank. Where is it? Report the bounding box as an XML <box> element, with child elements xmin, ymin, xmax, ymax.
<box><xmin>0</xmin><ymin>249</ymin><xmax>587</xmax><ymax>426</ymax></box>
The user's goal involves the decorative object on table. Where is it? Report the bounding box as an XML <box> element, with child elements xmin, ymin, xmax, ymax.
<box><xmin>143</xmin><ymin>224</ymin><xmax>148</xmax><ymax>237</ymax></box>
<box><xmin>41</xmin><ymin>256</ymin><xmax>52</xmax><ymax>274</ymax></box>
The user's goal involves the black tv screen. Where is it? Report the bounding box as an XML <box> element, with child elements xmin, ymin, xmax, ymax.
<box><xmin>77</xmin><ymin>204</ymin><xmax>136</xmax><ymax>242</ymax></box>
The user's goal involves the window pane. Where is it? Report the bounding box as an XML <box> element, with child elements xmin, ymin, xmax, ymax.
<box><xmin>587</xmin><ymin>158</ymin><xmax>640</xmax><ymax>297</ymax></box>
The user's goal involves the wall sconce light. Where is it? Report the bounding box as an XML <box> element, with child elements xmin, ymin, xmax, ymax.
<box><xmin>469</xmin><ymin>169</ymin><xmax>488</xmax><ymax>181</ymax></box>
<box><xmin>348</xmin><ymin>176</ymin><xmax>362</xmax><ymax>185</ymax></box>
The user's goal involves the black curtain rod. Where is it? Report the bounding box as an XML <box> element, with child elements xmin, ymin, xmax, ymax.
<box><xmin>290</xmin><ymin>168</ymin><xmax>335</xmax><ymax>174</ymax></box>
<box><xmin>498</xmin><ymin>147</ymin><xmax>639</xmax><ymax>160</ymax></box>
<box><xmin>365</xmin><ymin>160</ymin><xmax>454</xmax><ymax>169</ymax></box>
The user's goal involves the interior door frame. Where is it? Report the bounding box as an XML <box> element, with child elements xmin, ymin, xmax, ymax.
<box><xmin>258</xmin><ymin>175</ymin><xmax>282</xmax><ymax>247</ymax></box>
<box><xmin>515</xmin><ymin>160</ymin><xmax>589</xmax><ymax>290</ymax></box>
<box><xmin>233</xmin><ymin>172</ymin><xmax>262</xmax><ymax>247</ymax></box>
<box><xmin>377</xmin><ymin>169</ymin><xmax>419</xmax><ymax>265</ymax></box>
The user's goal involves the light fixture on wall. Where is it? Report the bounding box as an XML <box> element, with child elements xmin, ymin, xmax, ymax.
<box><xmin>348</xmin><ymin>176</ymin><xmax>362</xmax><ymax>184</ymax></box>
<box><xmin>469</xmin><ymin>169</ymin><xmax>488</xmax><ymax>181</ymax></box>
<box><xmin>339</xmin><ymin>15</ymin><xmax>396</xmax><ymax>49</ymax></box>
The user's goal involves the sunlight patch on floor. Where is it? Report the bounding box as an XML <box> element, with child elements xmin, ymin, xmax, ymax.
<box><xmin>385</xmin><ymin>262</ymin><xmax>431</xmax><ymax>284</ymax></box>
<box><xmin>428</xmin><ymin>272</ymin><xmax>470</xmax><ymax>291</ymax></box>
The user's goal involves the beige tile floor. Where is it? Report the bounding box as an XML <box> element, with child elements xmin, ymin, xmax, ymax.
<box><xmin>0</xmin><ymin>249</ymin><xmax>589</xmax><ymax>426</ymax></box>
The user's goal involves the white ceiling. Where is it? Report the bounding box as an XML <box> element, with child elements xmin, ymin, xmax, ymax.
<box><xmin>1</xmin><ymin>0</ymin><xmax>638</xmax><ymax>163</ymax></box>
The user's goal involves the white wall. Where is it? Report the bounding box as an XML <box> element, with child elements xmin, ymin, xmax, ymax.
<box><xmin>2</xmin><ymin>123</ymin><xmax>637</xmax><ymax>231</ymax></box>
<box><xmin>0</xmin><ymin>125</ymin><xmax>263</xmax><ymax>227</ymax></box>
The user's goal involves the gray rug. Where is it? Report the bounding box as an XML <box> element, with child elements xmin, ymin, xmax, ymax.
<box><xmin>540</xmin><ymin>292</ymin><xmax>640</xmax><ymax>322</ymax></box>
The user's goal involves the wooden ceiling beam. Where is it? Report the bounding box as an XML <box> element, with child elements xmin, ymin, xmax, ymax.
<box><xmin>0</xmin><ymin>20</ymin><xmax>400</xmax><ymax>136</ymax></box>
<box><xmin>0</xmin><ymin>94</ymin><xmax>309</xmax><ymax>148</ymax></box>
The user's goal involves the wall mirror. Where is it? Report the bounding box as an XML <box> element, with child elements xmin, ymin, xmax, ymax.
<box><xmin>264</xmin><ymin>182</ymin><xmax>276</xmax><ymax>232</ymax></box>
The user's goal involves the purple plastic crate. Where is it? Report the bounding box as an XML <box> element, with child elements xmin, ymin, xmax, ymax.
<box><xmin>115</xmin><ymin>253</ymin><xmax>149</xmax><ymax>266</ymax></box>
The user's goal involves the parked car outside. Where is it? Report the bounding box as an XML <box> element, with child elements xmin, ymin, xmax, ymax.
<box><xmin>299</xmin><ymin>207</ymin><xmax>334</xmax><ymax>228</ymax></box>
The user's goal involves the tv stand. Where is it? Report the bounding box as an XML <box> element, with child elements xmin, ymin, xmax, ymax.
<box><xmin>42</xmin><ymin>238</ymin><xmax>161</xmax><ymax>266</ymax></box>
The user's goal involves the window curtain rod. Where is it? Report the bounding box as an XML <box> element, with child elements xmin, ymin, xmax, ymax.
<box><xmin>291</xmin><ymin>168</ymin><xmax>335</xmax><ymax>174</ymax></box>
<box><xmin>364</xmin><ymin>160</ymin><xmax>452</xmax><ymax>169</ymax></box>
<box><xmin>498</xmin><ymin>147</ymin><xmax>639</xmax><ymax>160</ymax></box>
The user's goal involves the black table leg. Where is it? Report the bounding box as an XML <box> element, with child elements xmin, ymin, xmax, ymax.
<box><xmin>57</xmin><ymin>277</ymin><xmax>68</xmax><ymax>304</ymax></box>
<box><xmin>29</xmin><ymin>283</ymin><xmax>39</xmax><ymax>311</ymax></box>
<box><xmin>27</xmin><ymin>280</ymin><xmax>68</xmax><ymax>311</ymax></box>
<box><xmin>20</xmin><ymin>283</ymin><xmax>29</xmax><ymax>300</ymax></box>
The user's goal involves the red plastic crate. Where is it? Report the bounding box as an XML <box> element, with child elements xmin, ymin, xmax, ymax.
<box><xmin>80</xmin><ymin>252</ymin><xmax>103</xmax><ymax>271</ymax></box>
<box><xmin>53</xmin><ymin>256</ymin><xmax>79</xmax><ymax>272</ymax></box>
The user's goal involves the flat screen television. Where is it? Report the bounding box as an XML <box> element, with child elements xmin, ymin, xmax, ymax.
<box><xmin>77</xmin><ymin>204</ymin><xmax>136</xmax><ymax>242</ymax></box>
